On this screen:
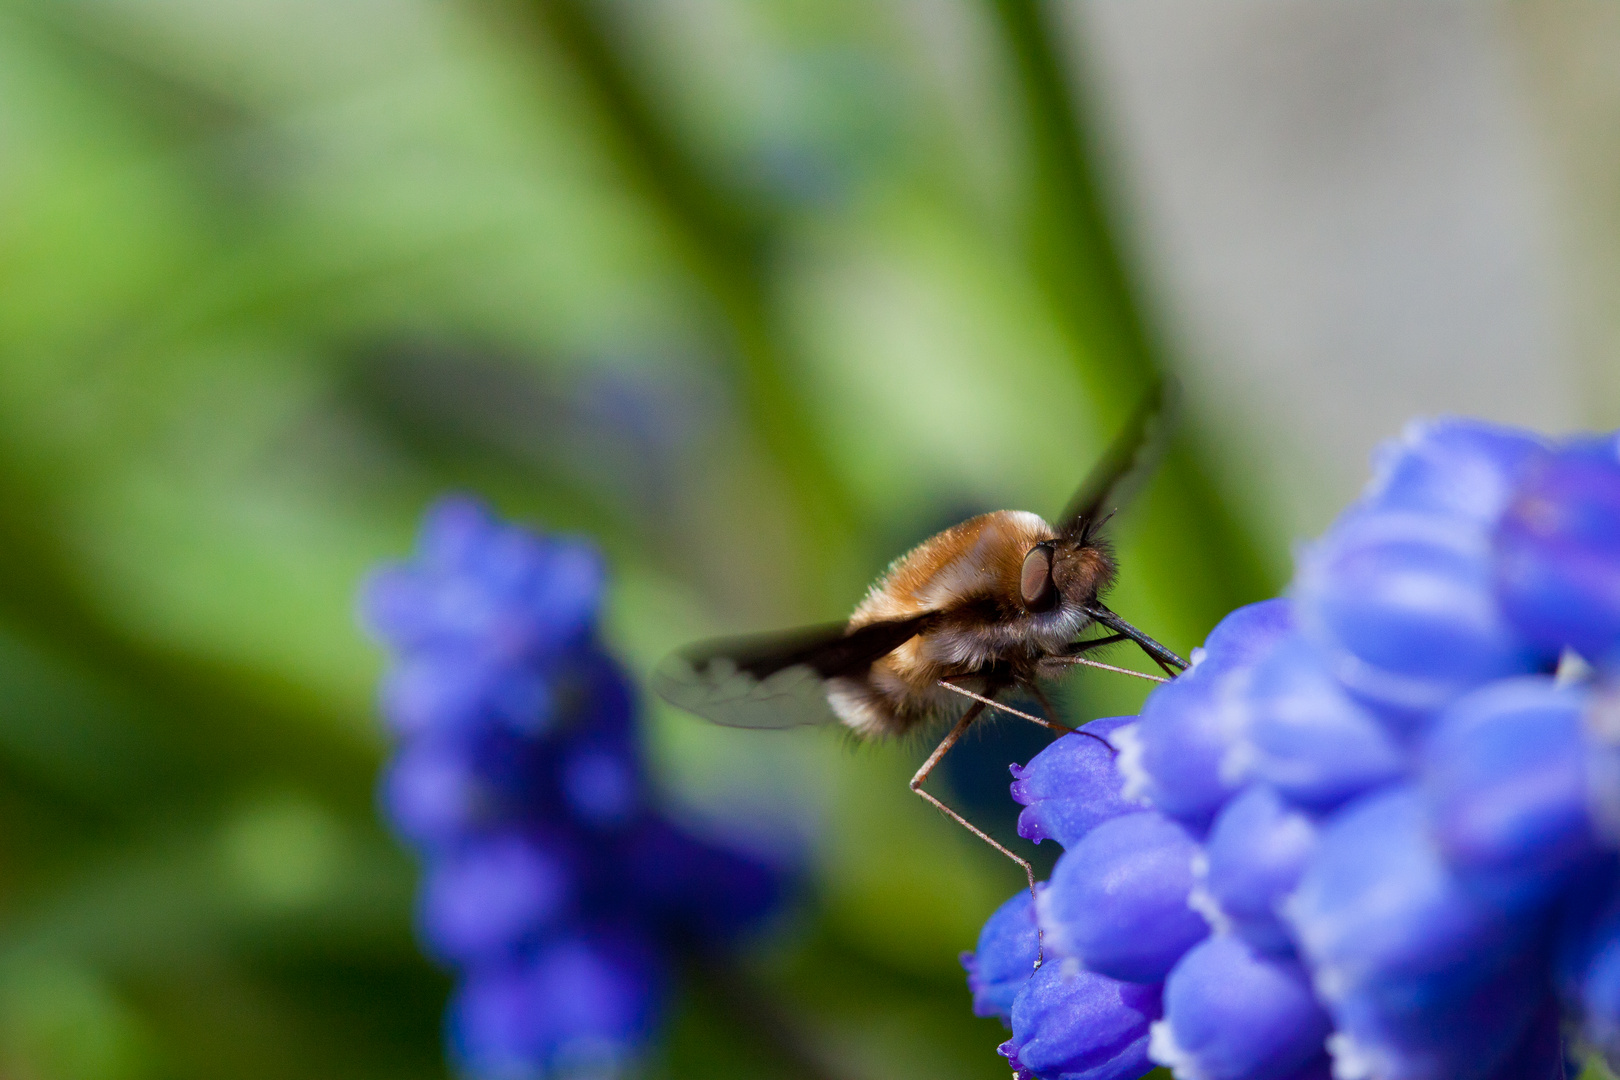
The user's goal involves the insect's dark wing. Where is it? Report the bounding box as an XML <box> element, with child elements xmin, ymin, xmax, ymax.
<box><xmin>651</xmin><ymin>614</ymin><xmax>935</xmax><ymax>730</ymax></box>
<box><xmin>1057</xmin><ymin>376</ymin><xmax>1182</xmax><ymax>536</ymax></box>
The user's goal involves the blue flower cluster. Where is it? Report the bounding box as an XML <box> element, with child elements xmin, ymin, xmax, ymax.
<box><xmin>363</xmin><ymin>497</ymin><xmax>783</xmax><ymax>1079</ymax></box>
<box><xmin>965</xmin><ymin>419</ymin><xmax>1620</xmax><ymax>1080</ymax></box>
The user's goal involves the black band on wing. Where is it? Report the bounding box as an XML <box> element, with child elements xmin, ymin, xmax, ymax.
<box><xmin>684</xmin><ymin>612</ymin><xmax>938</xmax><ymax>681</ymax></box>
<box><xmin>651</xmin><ymin>613</ymin><xmax>940</xmax><ymax>731</ymax></box>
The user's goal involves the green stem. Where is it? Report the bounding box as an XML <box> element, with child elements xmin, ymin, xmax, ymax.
<box><xmin>519</xmin><ymin>0</ymin><xmax>861</xmax><ymax>590</ymax></box>
<box><xmin>989</xmin><ymin>0</ymin><xmax>1277</xmax><ymax>626</ymax></box>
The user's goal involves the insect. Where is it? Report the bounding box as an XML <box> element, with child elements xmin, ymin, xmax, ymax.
<box><xmin>653</xmin><ymin>386</ymin><xmax>1189</xmax><ymax>897</ymax></box>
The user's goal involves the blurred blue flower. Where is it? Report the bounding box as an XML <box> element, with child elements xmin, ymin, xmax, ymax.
<box><xmin>969</xmin><ymin>418</ymin><xmax>1620</xmax><ymax>1080</ymax></box>
<box><xmin>450</xmin><ymin>934</ymin><xmax>663</xmax><ymax>1080</ymax></box>
<box><xmin>420</xmin><ymin>832</ymin><xmax>574</xmax><ymax>962</ymax></box>
<box><xmin>364</xmin><ymin>496</ymin><xmax>786</xmax><ymax>1078</ymax></box>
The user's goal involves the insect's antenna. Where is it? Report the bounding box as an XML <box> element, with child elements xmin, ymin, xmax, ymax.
<box><xmin>1080</xmin><ymin>509</ymin><xmax>1118</xmax><ymax>546</ymax></box>
<box><xmin>1081</xmin><ymin>604</ymin><xmax>1188</xmax><ymax>676</ymax></box>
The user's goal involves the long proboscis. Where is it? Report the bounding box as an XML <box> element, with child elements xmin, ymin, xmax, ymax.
<box><xmin>1081</xmin><ymin>604</ymin><xmax>1189</xmax><ymax>676</ymax></box>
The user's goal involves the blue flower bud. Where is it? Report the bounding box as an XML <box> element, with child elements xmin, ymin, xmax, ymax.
<box><xmin>1294</xmin><ymin>509</ymin><xmax>1547</xmax><ymax>732</ymax></box>
<box><xmin>1233</xmin><ymin>636</ymin><xmax>1407</xmax><ymax>811</ymax></box>
<box><xmin>1288</xmin><ymin>789</ymin><xmax>1544</xmax><ymax>1080</ymax></box>
<box><xmin>963</xmin><ymin>890</ymin><xmax>1039</xmax><ymax>1022</ymax></box>
<box><xmin>1359</xmin><ymin>418</ymin><xmax>1546</xmax><ymax>524</ymax></box>
<box><xmin>1149</xmin><ymin>934</ymin><xmax>1332</xmax><ymax>1080</ymax></box>
<box><xmin>419</xmin><ymin>833</ymin><xmax>573</xmax><ymax>962</ymax></box>
<box><xmin>1040</xmin><ymin>811</ymin><xmax>1208</xmax><ymax>984</ymax></box>
<box><xmin>1495</xmin><ymin>435</ymin><xmax>1620</xmax><ymax>664</ymax></box>
<box><xmin>449</xmin><ymin>934</ymin><xmax>662</xmax><ymax>1079</ymax></box>
<box><xmin>1198</xmin><ymin>785</ymin><xmax>1318</xmax><ymax>955</ymax></box>
<box><xmin>998</xmin><ymin>960</ymin><xmax>1161</xmax><ymax>1080</ymax></box>
<box><xmin>1423</xmin><ymin>677</ymin><xmax>1597</xmax><ymax>904</ymax></box>
<box><xmin>1011</xmin><ymin>717</ymin><xmax>1138</xmax><ymax>849</ymax></box>
<box><xmin>1288</xmin><ymin>788</ymin><xmax>1536</xmax><ymax>1000</ymax></box>
<box><xmin>1117</xmin><ymin>600</ymin><xmax>1294</xmax><ymax>831</ymax></box>
<box><xmin>1322</xmin><ymin>953</ymin><xmax>1548</xmax><ymax>1080</ymax></box>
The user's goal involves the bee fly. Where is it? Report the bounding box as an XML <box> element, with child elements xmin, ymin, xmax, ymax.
<box><xmin>653</xmin><ymin>385</ymin><xmax>1189</xmax><ymax>897</ymax></box>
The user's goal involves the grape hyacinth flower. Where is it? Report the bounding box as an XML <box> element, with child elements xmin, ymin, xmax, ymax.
<box><xmin>364</xmin><ymin>497</ymin><xmax>784</xmax><ymax>1078</ymax></box>
<box><xmin>962</xmin><ymin>418</ymin><xmax>1620</xmax><ymax>1080</ymax></box>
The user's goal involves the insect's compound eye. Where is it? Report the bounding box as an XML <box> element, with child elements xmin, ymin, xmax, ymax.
<box><xmin>1020</xmin><ymin>544</ymin><xmax>1057</xmax><ymax>612</ymax></box>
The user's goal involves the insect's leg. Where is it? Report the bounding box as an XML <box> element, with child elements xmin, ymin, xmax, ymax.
<box><xmin>1026</xmin><ymin>683</ymin><xmax>1075</xmax><ymax>735</ymax></box>
<box><xmin>908</xmin><ymin>699</ymin><xmax>1046</xmax><ymax>967</ymax></box>
<box><xmin>1045</xmin><ymin>655</ymin><xmax>1167</xmax><ymax>684</ymax></box>
<box><xmin>938</xmin><ymin>679</ymin><xmax>1068</xmax><ymax>735</ymax></box>
<box><xmin>1067</xmin><ymin>632</ymin><xmax>1130</xmax><ymax>654</ymax></box>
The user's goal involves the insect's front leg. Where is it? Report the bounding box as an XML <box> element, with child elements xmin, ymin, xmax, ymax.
<box><xmin>1039</xmin><ymin>631</ymin><xmax>1169</xmax><ymax>684</ymax></box>
<box><xmin>937</xmin><ymin>677</ymin><xmax>1069</xmax><ymax>734</ymax></box>
<box><xmin>1064</xmin><ymin>632</ymin><xmax>1130</xmax><ymax>655</ymax></box>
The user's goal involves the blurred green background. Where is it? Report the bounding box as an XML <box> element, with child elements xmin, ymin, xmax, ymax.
<box><xmin>0</xmin><ymin>0</ymin><xmax>1616</xmax><ymax>1078</ymax></box>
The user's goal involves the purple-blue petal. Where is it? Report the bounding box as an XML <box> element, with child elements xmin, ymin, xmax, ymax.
<box><xmin>999</xmin><ymin>961</ymin><xmax>1161</xmax><ymax>1080</ymax></box>
<box><xmin>1422</xmin><ymin>676</ymin><xmax>1597</xmax><ymax>903</ymax></box>
<box><xmin>1288</xmin><ymin>788</ymin><xmax>1546</xmax><ymax>1080</ymax></box>
<box><xmin>1478</xmin><ymin>995</ymin><xmax>1570</xmax><ymax>1080</ymax></box>
<box><xmin>1294</xmin><ymin>509</ymin><xmax>1548</xmax><ymax>733</ymax></box>
<box><xmin>1040</xmin><ymin>811</ymin><xmax>1208</xmax><ymax>984</ymax></box>
<box><xmin>1151</xmin><ymin>934</ymin><xmax>1332</xmax><ymax>1080</ymax></box>
<box><xmin>1200</xmin><ymin>784</ymin><xmax>1318</xmax><ymax>956</ymax></box>
<box><xmin>1358</xmin><ymin>417</ymin><xmax>1546</xmax><ymax>525</ymax></box>
<box><xmin>1322</xmin><ymin>951</ymin><xmax>1548</xmax><ymax>1080</ymax></box>
<box><xmin>964</xmin><ymin>890</ymin><xmax>1040</xmax><ymax>1022</ymax></box>
<box><xmin>1495</xmin><ymin>435</ymin><xmax>1620</xmax><ymax>664</ymax></box>
<box><xmin>1235</xmin><ymin>635</ymin><xmax>1407</xmax><ymax>810</ymax></box>
<box><xmin>1011</xmin><ymin>717</ymin><xmax>1138</xmax><ymax>849</ymax></box>
<box><xmin>1287</xmin><ymin>788</ymin><xmax>1536</xmax><ymax>998</ymax></box>
<box><xmin>1120</xmin><ymin>600</ymin><xmax>1294</xmax><ymax>831</ymax></box>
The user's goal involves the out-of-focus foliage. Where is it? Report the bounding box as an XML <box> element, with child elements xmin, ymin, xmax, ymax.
<box><xmin>0</xmin><ymin>0</ymin><xmax>1274</xmax><ymax>1077</ymax></box>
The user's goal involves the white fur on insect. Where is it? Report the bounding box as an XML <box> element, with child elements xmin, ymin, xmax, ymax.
<box><xmin>826</xmin><ymin>510</ymin><xmax>1116</xmax><ymax>738</ymax></box>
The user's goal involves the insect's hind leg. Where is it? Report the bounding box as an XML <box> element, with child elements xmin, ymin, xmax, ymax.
<box><xmin>909</xmin><ymin>697</ymin><xmax>1046</xmax><ymax>966</ymax></box>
